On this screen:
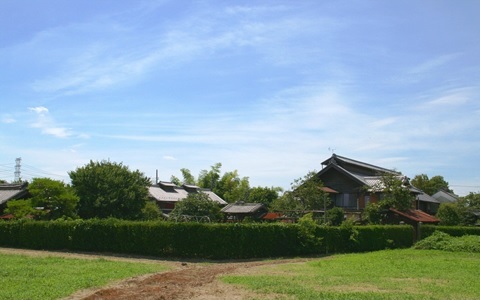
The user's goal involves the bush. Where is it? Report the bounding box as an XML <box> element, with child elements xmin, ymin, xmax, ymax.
<box><xmin>325</xmin><ymin>207</ymin><xmax>344</xmax><ymax>226</ymax></box>
<box><xmin>414</xmin><ymin>231</ymin><xmax>480</xmax><ymax>253</ymax></box>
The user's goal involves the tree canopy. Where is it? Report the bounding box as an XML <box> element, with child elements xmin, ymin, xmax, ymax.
<box><xmin>28</xmin><ymin>177</ymin><xmax>79</xmax><ymax>219</ymax></box>
<box><xmin>272</xmin><ymin>171</ymin><xmax>328</xmax><ymax>211</ymax></box>
<box><xmin>169</xmin><ymin>192</ymin><xmax>222</xmax><ymax>222</ymax></box>
<box><xmin>170</xmin><ymin>163</ymin><xmax>282</xmax><ymax>204</ymax></box>
<box><xmin>411</xmin><ymin>174</ymin><xmax>452</xmax><ymax>195</ymax></box>
<box><xmin>371</xmin><ymin>173</ymin><xmax>415</xmax><ymax>211</ymax></box>
<box><xmin>69</xmin><ymin>160</ymin><xmax>151</xmax><ymax>219</ymax></box>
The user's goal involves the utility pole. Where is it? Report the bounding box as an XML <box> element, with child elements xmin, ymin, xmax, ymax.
<box><xmin>14</xmin><ymin>157</ymin><xmax>21</xmax><ymax>182</ymax></box>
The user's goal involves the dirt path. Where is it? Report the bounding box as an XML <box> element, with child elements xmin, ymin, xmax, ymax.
<box><xmin>0</xmin><ymin>247</ymin><xmax>312</xmax><ymax>300</ymax></box>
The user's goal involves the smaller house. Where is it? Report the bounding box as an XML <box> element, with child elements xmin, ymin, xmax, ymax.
<box><xmin>0</xmin><ymin>183</ymin><xmax>29</xmax><ymax>215</ymax></box>
<box><xmin>221</xmin><ymin>202</ymin><xmax>268</xmax><ymax>222</ymax></box>
<box><xmin>432</xmin><ymin>190</ymin><xmax>459</xmax><ymax>204</ymax></box>
<box><xmin>415</xmin><ymin>192</ymin><xmax>441</xmax><ymax>215</ymax></box>
<box><xmin>148</xmin><ymin>181</ymin><xmax>227</xmax><ymax>215</ymax></box>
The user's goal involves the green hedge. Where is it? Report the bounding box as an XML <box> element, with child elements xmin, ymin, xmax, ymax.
<box><xmin>420</xmin><ymin>225</ymin><xmax>480</xmax><ymax>240</ymax></box>
<box><xmin>0</xmin><ymin>220</ymin><xmax>413</xmax><ymax>259</ymax></box>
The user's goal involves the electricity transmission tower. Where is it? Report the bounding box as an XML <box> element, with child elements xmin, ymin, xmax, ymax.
<box><xmin>14</xmin><ymin>157</ymin><xmax>21</xmax><ymax>182</ymax></box>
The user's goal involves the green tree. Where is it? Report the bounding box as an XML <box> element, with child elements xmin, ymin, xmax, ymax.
<box><xmin>373</xmin><ymin>173</ymin><xmax>414</xmax><ymax>211</ymax></box>
<box><xmin>270</xmin><ymin>191</ymin><xmax>304</xmax><ymax>211</ymax></box>
<box><xmin>141</xmin><ymin>201</ymin><xmax>163</xmax><ymax>220</ymax></box>
<box><xmin>456</xmin><ymin>192</ymin><xmax>480</xmax><ymax>225</ymax></box>
<box><xmin>291</xmin><ymin>171</ymin><xmax>329</xmax><ymax>210</ymax></box>
<box><xmin>169</xmin><ymin>192</ymin><xmax>222</xmax><ymax>222</ymax></box>
<box><xmin>362</xmin><ymin>202</ymin><xmax>383</xmax><ymax>224</ymax></box>
<box><xmin>247</xmin><ymin>186</ymin><xmax>281</xmax><ymax>208</ymax></box>
<box><xmin>460</xmin><ymin>192</ymin><xmax>480</xmax><ymax>208</ymax></box>
<box><xmin>411</xmin><ymin>174</ymin><xmax>452</xmax><ymax>195</ymax></box>
<box><xmin>69</xmin><ymin>160</ymin><xmax>151</xmax><ymax>220</ymax></box>
<box><xmin>197</xmin><ymin>163</ymin><xmax>222</xmax><ymax>190</ymax></box>
<box><xmin>28</xmin><ymin>178</ymin><xmax>79</xmax><ymax>219</ymax></box>
<box><xmin>436</xmin><ymin>203</ymin><xmax>462</xmax><ymax>226</ymax></box>
<box><xmin>325</xmin><ymin>207</ymin><xmax>345</xmax><ymax>226</ymax></box>
<box><xmin>215</xmin><ymin>170</ymin><xmax>250</xmax><ymax>203</ymax></box>
<box><xmin>5</xmin><ymin>199</ymin><xmax>35</xmax><ymax>219</ymax></box>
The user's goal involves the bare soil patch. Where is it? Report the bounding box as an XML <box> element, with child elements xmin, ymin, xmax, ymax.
<box><xmin>0</xmin><ymin>247</ymin><xmax>313</xmax><ymax>300</ymax></box>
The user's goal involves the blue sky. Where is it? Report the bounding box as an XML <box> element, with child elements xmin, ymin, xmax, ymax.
<box><xmin>1</xmin><ymin>1</ymin><xmax>479</xmax><ymax>196</ymax></box>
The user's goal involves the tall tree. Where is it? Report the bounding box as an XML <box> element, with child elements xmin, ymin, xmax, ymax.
<box><xmin>169</xmin><ymin>192</ymin><xmax>222</xmax><ymax>222</ymax></box>
<box><xmin>275</xmin><ymin>171</ymin><xmax>329</xmax><ymax>211</ymax></box>
<box><xmin>197</xmin><ymin>163</ymin><xmax>222</xmax><ymax>189</ymax></box>
<box><xmin>28</xmin><ymin>177</ymin><xmax>79</xmax><ymax>219</ymax></box>
<box><xmin>247</xmin><ymin>186</ymin><xmax>281</xmax><ymax>208</ymax></box>
<box><xmin>69</xmin><ymin>160</ymin><xmax>151</xmax><ymax>219</ymax></box>
<box><xmin>215</xmin><ymin>170</ymin><xmax>250</xmax><ymax>203</ymax></box>
<box><xmin>411</xmin><ymin>174</ymin><xmax>452</xmax><ymax>195</ymax></box>
<box><xmin>373</xmin><ymin>173</ymin><xmax>415</xmax><ymax>211</ymax></box>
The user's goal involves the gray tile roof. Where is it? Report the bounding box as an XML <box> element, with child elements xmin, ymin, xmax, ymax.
<box><xmin>221</xmin><ymin>202</ymin><xmax>265</xmax><ymax>214</ymax></box>
<box><xmin>0</xmin><ymin>183</ymin><xmax>28</xmax><ymax>205</ymax></box>
<box><xmin>322</xmin><ymin>154</ymin><xmax>399</xmax><ymax>175</ymax></box>
<box><xmin>432</xmin><ymin>190</ymin><xmax>458</xmax><ymax>203</ymax></box>
<box><xmin>148</xmin><ymin>183</ymin><xmax>227</xmax><ymax>205</ymax></box>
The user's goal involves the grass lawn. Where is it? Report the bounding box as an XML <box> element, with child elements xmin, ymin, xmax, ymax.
<box><xmin>0</xmin><ymin>253</ymin><xmax>168</xmax><ymax>300</ymax></box>
<box><xmin>222</xmin><ymin>249</ymin><xmax>480</xmax><ymax>300</ymax></box>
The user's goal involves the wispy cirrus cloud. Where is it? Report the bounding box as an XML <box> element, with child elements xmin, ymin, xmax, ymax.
<box><xmin>1</xmin><ymin>114</ymin><xmax>16</xmax><ymax>124</ymax></box>
<box><xmin>28</xmin><ymin>106</ymin><xmax>72</xmax><ymax>138</ymax></box>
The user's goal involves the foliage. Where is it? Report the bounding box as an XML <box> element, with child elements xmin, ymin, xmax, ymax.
<box><xmin>4</xmin><ymin>199</ymin><xmax>35</xmax><ymax>219</ymax></box>
<box><xmin>0</xmin><ymin>220</ymin><xmax>413</xmax><ymax>259</ymax></box>
<box><xmin>28</xmin><ymin>177</ymin><xmax>79</xmax><ymax>219</ymax></box>
<box><xmin>287</xmin><ymin>170</ymin><xmax>329</xmax><ymax>211</ymax></box>
<box><xmin>414</xmin><ymin>231</ymin><xmax>480</xmax><ymax>253</ymax></box>
<box><xmin>197</xmin><ymin>162</ymin><xmax>222</xmax><ymax>190</ymax></box>
<box><xmin>169</xmin><ymin>192</ymin><xmax>222</xmax><ymax>222</ymax></box>
<box><xmin>141</xmin><ymin>201</ymin><xmax>163</xmax><ymax>220</ymax></box>
<box><xmin>0</xmin><ymin>252</ymin><xmax>166</xmax><ymax>300</ymax></box>
<box><xmin>69</xmin><ymin>160</ymin><xmax>151</xmax><ymax>220</ymax></box>
<box><xmin>362</xmin><ymin>202</ymin><xmax>383</xmax><ymax>224</ymax></box>
<box><xmin>325</xmin><ymin>207</ymin><xmax>344</xmax><ymax>226</ymax></box>
<box><xmin>461</xmin><ymin>191</ymin><xmax>480</xmax><ymax>208</ymax></box>
<box><xmin>372</xmin><ymin>173</ymin><xmax>414</xmax><ymax>211</ymax></box>
<box><xmin>419</xmin><ymin>225</ymin><xmax>480</xmax><ymax>240</ymax></box>
<box><xmin>222</xmin><ymin>249</ymin><xmax>480</xmax><ymax>300</ymax></box>
<box><xmin>436</xmin><ymin>202</ymin><xmax>462</xmax><ymax>225</ymax></box>
<box><xmin>215</xmin><ymin>170</ymin><xmax>250</xmax><ymax>203</ymax></box>
<box><xmin>411</xmin><ymin>174</ymin><xmax>452</xmax><ymax>195</ymax></box>
<box><xmin>297</xmin><ymin>213</ymin><xmax>323</xmax><ymax>250</ymax></box>
<box><xmin>270</xmin><ymin>191</ymin><xmax>304</xmax><ymax>211</ymax></box>
<box><xmin>247</xmin><ymin>186</ymin><xmax>281</xmax><ymax>208</ymax></box>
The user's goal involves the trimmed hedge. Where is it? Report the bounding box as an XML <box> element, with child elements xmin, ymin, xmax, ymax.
<box><xmin>0</xmin><ymin>219</ymin><xmax>413</xmax><ymax>259</ymax></box>
<box><xmin>420</xmin><ymin>225</ymin><xmax>480</xmax><ymax>240</ymax></box>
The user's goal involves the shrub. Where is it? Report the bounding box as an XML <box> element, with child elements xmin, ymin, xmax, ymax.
<box><xmin>414</xmin><ymin>231</ymin><xmax>480</xmax><ymax>253</ymax></box>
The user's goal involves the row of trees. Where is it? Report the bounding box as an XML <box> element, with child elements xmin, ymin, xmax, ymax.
<box><xmin>4</xmin><ymin>159</ymin><xmax>479</xmax><ymax>226</ymax></box>
<box><xmin>170</xmin><ymin>163</ymin><xmax>281</xmax><ymax>207</ymax></box>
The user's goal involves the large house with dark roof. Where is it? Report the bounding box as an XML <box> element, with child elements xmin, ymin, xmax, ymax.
<box><xmin>315</xmin><ymin>154</ymin><xmax>440</xmax><ymax>221</ymax></box>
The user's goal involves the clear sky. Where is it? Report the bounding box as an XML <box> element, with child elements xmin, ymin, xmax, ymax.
<box><xmin>1</xmin><ymin>1</ymin><xmax>479</xmax><ymax>196</ymax></box>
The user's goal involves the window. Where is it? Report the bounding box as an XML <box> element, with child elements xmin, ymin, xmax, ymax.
<box><xmin>335</xmin><ymin>193</ymin><xmax>357</xmax><ymax>209</ymax></box>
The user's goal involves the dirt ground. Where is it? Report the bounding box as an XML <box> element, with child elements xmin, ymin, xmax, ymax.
<box><xmin>0</xmin><ymin>248</ymin><xmax>311</xmax><ymax>300</ymax></box>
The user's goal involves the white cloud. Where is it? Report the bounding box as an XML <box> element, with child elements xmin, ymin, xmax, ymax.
<box><xmin>408</xmin><ymin>53</ymin><xmax>460</xmax><ymax>75</ymax></box>
<box><xmin>28</xmin><ymin>106</ymin><xmax>49</xmax><ymax>114</ymax></box>
<box><xmin>28</xmin><ymin>106</ymin><xmax>72</xmax><ymax>138</ymax></box>
<box><xmin>163</xmin><ymin>155</ymin><xmax>177</xmax><ymax>161</ymax></box>
<box><xmin>1</xmin><ymin>115</ymin><xmax>16</xmax><ymax>124</ymax></box>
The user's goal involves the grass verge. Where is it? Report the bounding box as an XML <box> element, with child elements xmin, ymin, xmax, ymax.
<box><xmin>0</xmin><ymin>253</ymin><xmax>168</xmax><ymax>300</ymax></box>
<box><xmin>222</xmin><ymin>249</ymin><xmax>480</xmax><ymax>300</ymax></box>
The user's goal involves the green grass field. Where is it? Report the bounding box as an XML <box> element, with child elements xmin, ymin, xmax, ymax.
<box><xmin>0</xmin><ymin>253</ymin><xmax>168</xmax><ymax>300</ymax></box>
<box><xmin>222</xmin><ymin>249</ymin><xmax>480</xmax><ymax>300</ymax></box>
